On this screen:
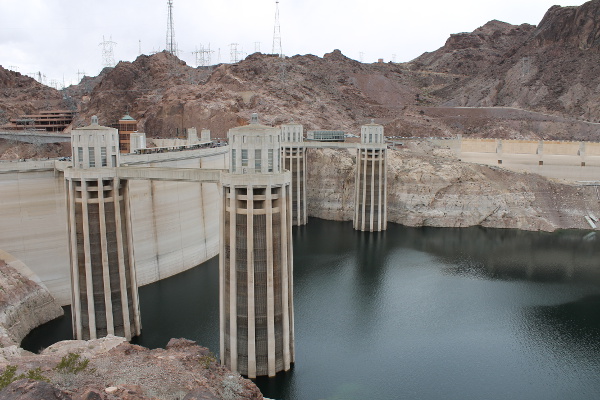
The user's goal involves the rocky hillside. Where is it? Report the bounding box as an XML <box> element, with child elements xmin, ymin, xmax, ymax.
<box><xmin>410</xmin><ymin>0</ymin><xmax>600</xmax><ymax>122</ymax></box>
<box><xmin>307</xmin><ymin>147</ymin><xmax>600</xmax><ymax>232</ymax></box>
<box><xmin>69</xmin><ymin>50</ymin><xmax>428</xmax><ymax>139</ymax></box>
<box><xmin>66</xmin><ymin>1</ymin><xmax>600</xmax><ymax>141</ymax></box>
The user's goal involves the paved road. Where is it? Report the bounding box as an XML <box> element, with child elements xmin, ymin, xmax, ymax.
<box><xmin>0</xmin><ymin>130</ymin><xmax>71</xmax><ymax>143</ymax></box>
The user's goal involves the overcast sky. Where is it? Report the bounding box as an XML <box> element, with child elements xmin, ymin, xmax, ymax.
<box><xmin>0</xmin><ymin>0</ymin><xmax>587</xmax><ymax>87</ymax></box>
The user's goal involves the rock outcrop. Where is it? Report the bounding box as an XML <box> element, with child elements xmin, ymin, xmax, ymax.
<box><xmin>307</xmin><ymin>148</ymin><xmax>600</xmax><ymax>232</ymax></box>
<box><xmin>0</xmin><ymin>337</ymin><xmax>262</xmax><ymax>400</ymax></box>
<box><xmin>0</xmin><ymin>252</ymin><xmax>63</xmax><ymax>347</ymax></box>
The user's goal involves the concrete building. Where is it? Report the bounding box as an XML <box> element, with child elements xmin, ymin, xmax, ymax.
<box><xmin>281</xmin><ymin>123</ymin><xmax>307</xmax><ymax>226</ymax></box>
<box><xmin>354</xmin><ymin>121</ymin><xmax>387</xmax><ymax>232</ymax></box>
<box><xmin>220</xmin><ymin>113</ymin><xmax>295</xmax><ymax>378</ymax></box>
<box><xmin>64</xmin><ymin>116</ymin><xmax>141</xmax><ymax>340</ymax></box>
<box><xmin>71</xmin><ymin>116</ymin><xmax>120</xmax><ymax>169</ymax></box>
<box><xmin>113</xmin><ymin>114</ymin><xmax>138</xmax><ymax>154</ymax></box>
<box><xmin>129</xmin><ymin>132</ymin><xmax>146</xmax><ymax>153</ymax></box>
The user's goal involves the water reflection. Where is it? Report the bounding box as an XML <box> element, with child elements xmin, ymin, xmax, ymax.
<box><xmin>387</xmin><ymin>225</ymin><xmax>600</xmax><ymax>283</ymax></box>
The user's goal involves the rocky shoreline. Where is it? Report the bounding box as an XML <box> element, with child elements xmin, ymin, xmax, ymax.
<box><xmin>0</xmin><ymin>337</ymin><xmax>262</xmax><ymax>400</ymax></box>
<box><xmin>307</xmin><ymin>147</ymin><xmax>600</xmax><ymax>232</ymax></box>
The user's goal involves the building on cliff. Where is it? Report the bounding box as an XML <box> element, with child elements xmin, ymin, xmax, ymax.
<box><xmin>354</xmin><ymin>120</ymin><xmax>387</xmax><ymax>232</ymax></box>
<box><xmin>220</xmin><ymin>113</ymin><xmax>295</xmax><ymax>378</ymax></box>
<box><xmin>65</xmin><ymin>116</ymin><xmax>142</xmax><ymax>340</ymax></box>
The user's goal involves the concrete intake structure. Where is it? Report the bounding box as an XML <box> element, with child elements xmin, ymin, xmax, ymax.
<box><xmin>281</xmin><ymin>123</ymin><xmax>307</xmax><ymax>226</ymax></box>
<box><xmin>65</xmin><ymin>117</ymin><xmax>141</xmax><ymax>340</ymax></box>
<box><xmin>220</xmin><ymin>114</ymin><xmax>295</xmax><ymax>378</ymax></box>
<box><xmin>354</xmin><ymin>121</ymin><xmax>387</xmax><ymax>232</ymax></box>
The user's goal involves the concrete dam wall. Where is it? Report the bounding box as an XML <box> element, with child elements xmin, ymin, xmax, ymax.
<box><xmin>0</xmin><ymin>147</ymin><xmax>228</xmax><ymax>305</ymax></box>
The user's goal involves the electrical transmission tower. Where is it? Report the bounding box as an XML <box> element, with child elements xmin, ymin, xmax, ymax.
<box><xmin>230</xmin><ymin>43</ymin><xmax>243</xmax><ymax>63</ymax></box>
<box><xmin>255</xmin><ymin>42</ymin><xmax>261</xmax><ymax>53</ymax></box>
<box><xmin>166</xmin><ymin>0</ymin><xmax>178</xmax><ymax>56</ymax></box>
<box><xmin>193</xmin><ymin>44</ymin><xmax>214</xmax><ymax>67</ymax></box>
<box><xmin>272</xmin><ymin>1</ymin><xmax>283</xmax><ymax>57</ymax></box>
<box><xmin>99</xmin><ymin>36</ymin><xmax>117</xmax><ymax>68</ymax></box>
<box><xmin>77</xmin><ymin>70</ymin><xmax>86</xmax><ymax>83</ymax></box>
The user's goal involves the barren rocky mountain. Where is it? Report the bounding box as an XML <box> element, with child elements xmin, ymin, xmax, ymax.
<box><xmin>411</xmin><ymin>0</ymin><xmax>600</xmax><ymax>123</ymax></box>
<box><xmin>3</xmin><ymin>1</ymin><xmax>600</xmax><ymax>144</ymax></box>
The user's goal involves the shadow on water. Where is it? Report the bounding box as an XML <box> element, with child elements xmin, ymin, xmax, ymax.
<box><xmin>131</xmin><ymin>256</ymin><xmax>220</xmax><ymax>351</ymax></box>
<box><xmin>21</xmin><ymin>307</ymin><xmax>73</xmax><ymax>353</ymax></box>
<box><xmin>385</xmin><ymin>224</ymin><xmax>600</xmax><ymax>284</ymax></box>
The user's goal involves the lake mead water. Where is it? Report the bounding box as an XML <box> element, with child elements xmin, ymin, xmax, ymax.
<box><xmin>23</xmin><ymin>219</ymin><xmax>600</xmax><ymax>400</ymax></box>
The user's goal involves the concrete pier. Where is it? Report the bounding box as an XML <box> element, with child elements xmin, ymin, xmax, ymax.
<box><xmin>281</xmin><ymin>123</ymin><xmax>307</xmax><ymax>226</ymax></box>
<box><xmin>65</xmin><ymin>117</ymin><xmax>141</xmax><ymax>340</ymax></box>
<box><xmin>220</xmin><ymin>114</ymin><xmax>295</xmax><ymax>378</ymax></box>
<box><xmin>354</xmin><ymin>121</ymin><xmax>387</xmax><ymax>232</ymax></box>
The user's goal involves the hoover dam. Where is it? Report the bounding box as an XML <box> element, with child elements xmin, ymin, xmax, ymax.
<box><xmin>0</xmin><ymin>146</ymin><xmax>228</xmax><ymax>306</ymax></box>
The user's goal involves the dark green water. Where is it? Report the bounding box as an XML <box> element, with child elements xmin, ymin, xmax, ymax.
<box><xmin>23</xmin><ymin>219</ymin><xmax>600</xmax><ymax>400</ymax></box>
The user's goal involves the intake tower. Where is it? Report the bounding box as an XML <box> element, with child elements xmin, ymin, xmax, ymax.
<box><xmin>220</xmin><ymin>114</ymin><xmax>295</xmax><ymax>378</ymax></box>
<box><xmin>64</xmin><ymin>116</ymin><xmax>141</xmax><ymax>340</ymax></box>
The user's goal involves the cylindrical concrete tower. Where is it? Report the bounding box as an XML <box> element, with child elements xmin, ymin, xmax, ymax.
<box><xmin>220</xmin><ymin>113</ymin><xmax>295</xmax><ymax>378</ymax></box>
<box><xmin>354</xmin><ymin>121</ymin><xmax>387</xmax><ymax>232</ymax></box>
<box><xmin>65</xmin><ymin>116</ymin><xmax>141</xmax><ymax>340</ymax></box>
<box><xmin>281</xmin><ymin>123</ymin><xmax>307</xmax><ymax>226</ymax></box>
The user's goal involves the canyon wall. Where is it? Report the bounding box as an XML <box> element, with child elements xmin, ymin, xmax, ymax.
<box><xmin>307</xmin><ymin>148</ymin><xmax>600</xmax><ymax>232</ymax></box>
